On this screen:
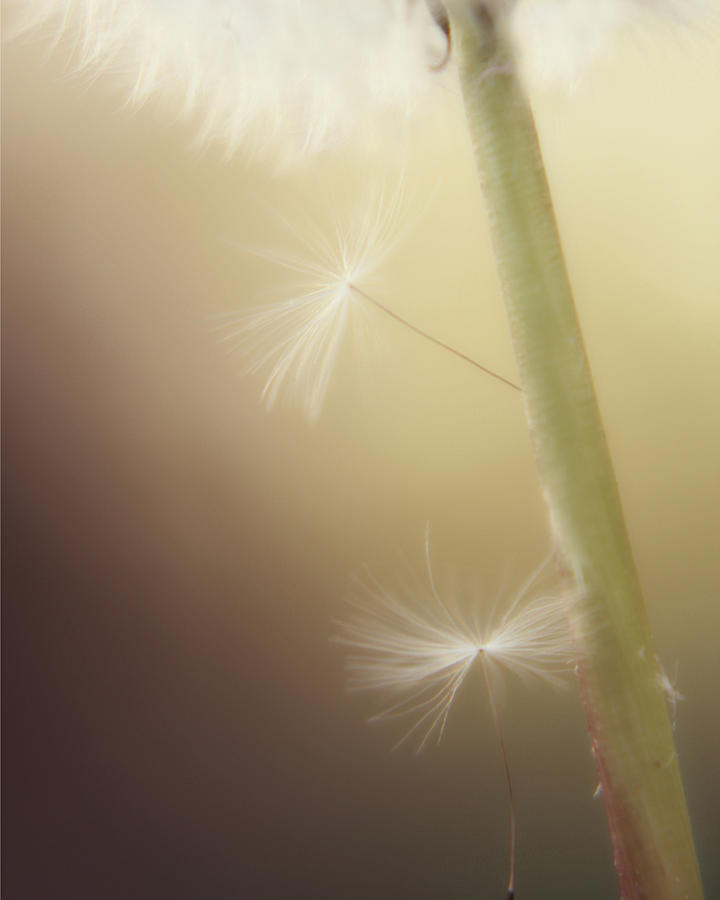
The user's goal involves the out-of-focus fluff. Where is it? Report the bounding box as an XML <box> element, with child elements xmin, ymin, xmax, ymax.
<box><xmin>9</xmin><ymin>0</ymin><xmax>449</xmax><ymax>161</ymax></box>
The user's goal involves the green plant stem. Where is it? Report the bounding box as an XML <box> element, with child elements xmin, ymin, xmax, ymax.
<box><xmin>448</xmin><ymin>4</ymin><xmax>703</xmax><ymax>898</ymax></box>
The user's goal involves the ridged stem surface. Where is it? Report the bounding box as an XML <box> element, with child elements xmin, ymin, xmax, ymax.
<box><xmin>449</xmin><ymin>5</ymin><xmax>703</xmax><ymax>897</ymax></box>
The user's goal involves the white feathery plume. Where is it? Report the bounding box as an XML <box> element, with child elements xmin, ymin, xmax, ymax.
<box><xmin>9</xmin><ymin>0</ymin><xmax>449</xmax><ymax>160</ymax></box>
<box><xmin>10</xmin><ymin>1</ymin><xmax>714</xmax><ymax>150</ymax></box>
<box><xmin>336</xmin><ymin>538</ymin><xmax>572</xmax><ymax>752</ymax></box>
<box><xmin>509</xmin><ymin>0</ymin><xmax>714</xmax><ymax>88</ymax></box>
<box><xmin>217</xmin><ymin>182</ymin><xmax>410</xmax><ymax>422</ymax></box>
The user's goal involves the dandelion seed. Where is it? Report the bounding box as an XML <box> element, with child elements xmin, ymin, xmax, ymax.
<box><xmin>217</xmin><ymin>182</ymin><xmax>411</xmax><ymax>422</ymax></box>
<box><xmin>334</xmin><ymin>533</ymin><xmax>572</xmax><ymax>898</ymax></box>
<box><xmin>217</xmin><ymin>185</ymin><xmax>519</xmax><ymax>421</ymax></box>
<box><xmin>336</xmin><ymin>543</ymin><xmax>571</xmax><ymax>750</ymax></box>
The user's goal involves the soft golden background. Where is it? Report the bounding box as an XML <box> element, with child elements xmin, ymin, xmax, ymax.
<box><xmin>3</xmin><ymin>13</ymin><xmax>719</xmax><ymax>899</ymax></box>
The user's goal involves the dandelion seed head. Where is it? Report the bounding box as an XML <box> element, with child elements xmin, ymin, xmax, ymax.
<box><xmin>335</xmin><ymin>550</ymin><xmax>572</xmax><ymax>750</ymax></box>
<box><xmin>11</xmin><ymin>0</ymin><xmax>448</xmax><ymax>162</ymax></box>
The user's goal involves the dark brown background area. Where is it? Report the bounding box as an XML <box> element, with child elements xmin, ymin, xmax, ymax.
<box><xmin>3</xmin><ymin>12</ymin><xmax>720</xmax><ymax>899</ymax></box>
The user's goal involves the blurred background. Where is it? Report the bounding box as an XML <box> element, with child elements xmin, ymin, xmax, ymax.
<box><xmin>3</xmin><ymin>8</ymin><xmax>719</xmax><ymax>898</ymax></box>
